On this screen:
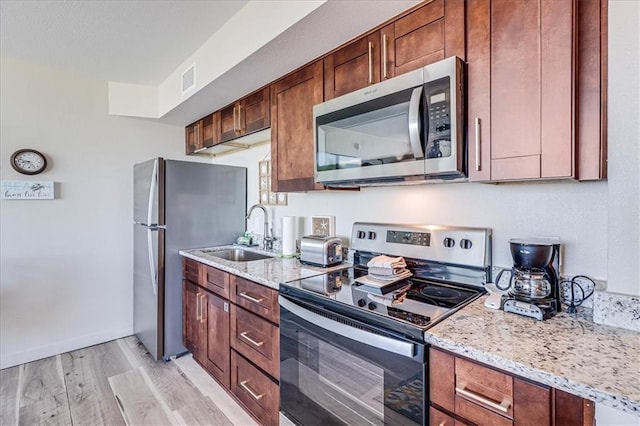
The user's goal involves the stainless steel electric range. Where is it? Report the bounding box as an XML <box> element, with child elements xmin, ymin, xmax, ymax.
<box><xmin>279</xmin><ymin>223</ymin><xmax>492</xmax><ymax>426</ymax></box>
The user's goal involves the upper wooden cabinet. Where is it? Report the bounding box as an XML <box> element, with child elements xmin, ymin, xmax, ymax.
<box><xmin>324</xmin><ymin>0</ymin><xmax>465</xmax><ymax>101</ymax></box>
<box><xmin>271</xmin><ymin>61</ymin><xmax>325</xmax><ymax>192</ymax></box>
<box><xmin>467</xmin><ymin>0</ymin><xmax>607</xmax><ymax>182</ymax></box>
<box><xmin>185</xmin><ymin>112</ymin><xmax>220</xmax><ymax>154</ymax></box>
<box><xmin>220</xmin><ymin>87</ymin><xmax>271</xmax><ymax>143</ymax></box>
<box><xmin>380</xmin><ymin>0</ymin><xmax>466</xmax><ymax>79</ymax></box>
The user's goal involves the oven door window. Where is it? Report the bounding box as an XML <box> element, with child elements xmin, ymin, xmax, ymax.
<box><xmin>280</xmin><ymin>302</ymin><xmax>425</xmax><ymax>426</ymax></box>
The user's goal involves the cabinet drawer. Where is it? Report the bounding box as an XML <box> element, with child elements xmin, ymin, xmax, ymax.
<box><xmin>231</xmin><ymin>350</ymin><xmax>279</xmax><ymax>426</ymax></box>
<box><xmin>183</xmin><ymin>258</ymin><xmax>200</xmax><ymax>284</ymax></box>
<box><xmin>204</xmin><ymin>265</ymin><xmax>230</xmax><ymax>299</ymax></box>
<box><xmin>454</xmin><ymin>357</ymin><xmax>513</xmax><ymax>418</ymax></box>
<box><xmin>230</xmin><ymin>305</ymin><xmax>279</xmax><ymax>379</ymax></box>
<box><xmin>429</xmin><ymin>406</ymin><xmax>456</xmax><ymax>426</ymax></box>
<box><xmin>455</xmin><ymin>395</ymin><xmax>512</xmax><ymax>426</ymax></box>
<box><xmin>231</xmin><ymin>275</ymin><xmax>279</xmax><ymax>323</ymax></box>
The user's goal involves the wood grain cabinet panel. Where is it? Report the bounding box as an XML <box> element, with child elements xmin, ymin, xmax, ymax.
<box><xmin>467</xmin><ymin>0</ymin><xmax>607</xmax><ymax>182</ymax></box>
<box><xmin>324</xmin><ymin>31</ymin><xmax>380</xmax><ymax>100</ymax></box>
<box><xmin>230</xmin><ymin>304</ymin><xmax>279</xmax><ymax>380</ymax></box>
<box><xmin>380</xmin><ymin>0</ymin><xmax>465</xmax><ymax>80</ymax></box>
<box><xmin>429</xmin><ymin>347</ymin><xmax>593</xmax><ymax>426</ymax></box>
<box><xmin>221</xmin><ymin>87</ymin><xmax>271</xmax><ymax>143</ymax></box>
<box><xmin>182</xmin><ymin>280</ymin><xmax>205</xmax><ymax>362</ymax></box>
<box><xmin>271</xmin><ymin>61</ymin><xmax>324</xmax><ymax>192</ymax></box>
<box><xmin>230</xmin><ymin>275</ymin><xmax>279</xmax><ymax>324</ymax></box>
<box><xmin>204</xmin><ymin>265</ymin><xmax>230</xmax><ymax>299</ymax></box>
<box><xmin>204</xmin><ymin>291</ymin><xmax>230</xmax><ymax>389</ymax></box>
<box><xmin>185</xmin><ymin>112</ymin><xmax>220</xmax><ymax>154</ymax></box>
<box><xmin>230</xmin><ymin>350</ymin><xmax>279</xmax><ymax>426</ymax></box>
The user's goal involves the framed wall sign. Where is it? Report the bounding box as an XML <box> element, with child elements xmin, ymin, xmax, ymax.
<box><xmin>1</xmin><ymin>180</ymin><xmax>55</xmax><ymax>200</ymax></box>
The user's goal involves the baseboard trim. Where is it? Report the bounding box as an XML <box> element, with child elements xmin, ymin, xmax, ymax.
<box><xmin>0</xmin><ymin>325</ymin><xmax>133</xmax><ymax>369</ymax></box>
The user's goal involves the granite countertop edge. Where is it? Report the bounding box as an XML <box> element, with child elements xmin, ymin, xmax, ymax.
<box><xmin>424</xmin><ymin>299</ymin><xmax>640</xmax><ymax>417</ymax></box>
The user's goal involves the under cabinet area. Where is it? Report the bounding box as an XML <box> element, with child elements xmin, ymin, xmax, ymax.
<box><xmin>429</xmin><ymin>347</ymin><xmax>595</xmax><ymax>426</ymax></box>
<box><xmin>182</xmin><ymin>258</ymin><xmax>280</xmax><ymax>426</ymax></box>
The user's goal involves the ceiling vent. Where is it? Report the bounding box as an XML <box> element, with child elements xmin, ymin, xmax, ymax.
<box><xmin>182</xmin><ymin>64</ymin><xmax>196</xmax><ymax>95</ymax></box>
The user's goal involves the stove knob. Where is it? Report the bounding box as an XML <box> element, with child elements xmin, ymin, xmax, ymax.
<box><xmin>357</xmin><ymin>231</ymin><xmax>366</xmax><ymax>239</ymax></box>
<box><xmin>443</xmin><ymin>237</ymin><xmax>455</xmax><ymax>248</ymax></box>
<box><xmin>368</xmin><ymin>302</ymin><xmax>377</xmax><ymax>310</ymax></box>
<box><xmin>357</xmin><ymin>299</ymin><xmax>366</xmax><ymax>307</ymax></box>
<box><xmin>368</xmin><ymin>231</ymin><xmax>377</xmax><ymax>240</ymax></box>
<box><xmin>460</xmin><ymin>239</ymin><xmax>473</xmax><ymax>249</ymax></box>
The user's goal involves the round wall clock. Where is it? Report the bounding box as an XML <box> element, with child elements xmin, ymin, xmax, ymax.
<box><xmin>10</xmin><ymin>149</ymin><xmax>47</xmax><ymax>175</ymax></box>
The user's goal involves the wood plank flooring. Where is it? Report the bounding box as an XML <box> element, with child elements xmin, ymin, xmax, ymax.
<box><xmin>0</xmin><ymin>336</ymin><xmax>256</xmax><ymax>426</ymax></box>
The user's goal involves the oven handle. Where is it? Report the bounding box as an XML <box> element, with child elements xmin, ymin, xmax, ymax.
<box><xmin>279</xmin><ymin>296</ymin><xmax>416</xmax><ymax>358</ymax></box>
<box><xmin>408</xmin><ymin>86</ymin><xmax>425</xmax><ymax>160</ymax></box>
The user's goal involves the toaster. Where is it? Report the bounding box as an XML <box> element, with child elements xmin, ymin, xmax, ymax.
<box><xmin>300</xmin><ymin>235</ymin><xmax>343</xmax><ymax>267</ymax></box>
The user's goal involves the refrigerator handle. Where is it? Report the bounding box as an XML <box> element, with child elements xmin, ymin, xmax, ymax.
<box><xmin>147</xmin><ymin>228</ymin><xmax>158</xmax><ymax>295</ymax></box>
<box><xmin>147</xmin><ymin>159</ymin><xmax>158</xmax><ymax>226</ymax></box>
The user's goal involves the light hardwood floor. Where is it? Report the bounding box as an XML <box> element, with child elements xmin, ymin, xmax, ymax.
<box><xmin>0</xmin><ymin>336</ymin><xmax>258</xmax><ymax>426</ymax></box>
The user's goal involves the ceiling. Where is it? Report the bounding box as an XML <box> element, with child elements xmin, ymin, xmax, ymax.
<box><xmin>0</xmin><ymin>0</ymin><xmax>248</xmax><ymax>85</ymax></box>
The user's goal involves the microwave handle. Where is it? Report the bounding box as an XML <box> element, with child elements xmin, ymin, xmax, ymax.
<box><xmin>408</xmin><ymin>86</ymin><xmax>425</xmax><ymax>159</ymax></box>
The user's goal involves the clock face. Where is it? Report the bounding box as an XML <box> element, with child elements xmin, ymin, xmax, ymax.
<box><xmin>11</xmin><ymin>149</ymin><xmax>47</xmax><ymax>175</ymax></box>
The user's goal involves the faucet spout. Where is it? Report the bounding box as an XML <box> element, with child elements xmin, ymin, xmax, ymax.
<box><xmin>246</xmin><ymin>204</ymin><xmax>273</xmax><ymax>250</ymax></box>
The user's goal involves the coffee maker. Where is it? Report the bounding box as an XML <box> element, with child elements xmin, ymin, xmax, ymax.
<box><xmin>500</xmin><ymin>238</ymin><xmax>561</xmax><ymax>321</ymax></box>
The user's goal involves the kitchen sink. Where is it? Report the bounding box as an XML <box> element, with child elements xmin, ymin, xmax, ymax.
<box><xmin>203</xmin><ymin>248</ymin><xmax>274</xmax><ymax>262</ymax></box>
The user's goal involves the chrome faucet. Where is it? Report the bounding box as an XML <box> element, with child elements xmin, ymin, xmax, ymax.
<box><xmin>246</xmin><ymin>204</ymin><xmax>273</xmax><ymax>250</ymax></box>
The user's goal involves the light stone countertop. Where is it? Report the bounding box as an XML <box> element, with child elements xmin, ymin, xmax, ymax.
<box><xmin>179</xmin><ymin>247</ymin><xmax>640</xmax><ymax>417</ymax></box>
<box><xmin>179</xmin><ymin>245</ymin><xmax>349</xmax><ymax>289</ymax></box>
<box><xmin>424</xmin><ymin>296</ymin><xmax>640</xmax><ymax>416</ymax></box>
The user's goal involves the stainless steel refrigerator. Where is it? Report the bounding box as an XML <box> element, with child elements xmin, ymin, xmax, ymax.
<box><xmin>133</xmin><ymin>158</ymin><xmax>246</xmax><ymax>361</ymax></box>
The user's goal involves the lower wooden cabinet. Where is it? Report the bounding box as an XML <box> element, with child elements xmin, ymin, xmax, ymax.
<box><xmin>429</xmin><ymin>347</ymin><xmax>594</xmax><ymax>426</ymax></box>
<box><xmin>183</xmin><ymin>259</ymin><xmax>280</xmax><ymax>425</ymax></box>
<box><xmin>231</xmin><ymin>350</ymin><xmax>279</xmax><ymax>426</ymax></box>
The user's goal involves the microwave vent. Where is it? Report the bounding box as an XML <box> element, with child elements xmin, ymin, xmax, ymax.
<box><xmin>182</xmin><ymin>64</ymin><xmax>196</xmax><ymax>94</ymax></box>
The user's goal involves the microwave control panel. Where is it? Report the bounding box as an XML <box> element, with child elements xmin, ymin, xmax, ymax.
<box><xmin>425</xmin><ymin>76</ymin><xmax>452</xmax><ymax>159</ymax></box>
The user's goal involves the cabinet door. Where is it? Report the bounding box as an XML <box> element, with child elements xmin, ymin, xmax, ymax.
<box><xmin>380</xmin><ymin>0</ymin><xmax>465</xmax><ymax>80</ymax></box>
<box><xmin>205</xmin><ymin>291</ymin><xmax>231</xmax><ymax>389</ymax></box>
<box><xmin>185</xmin><ymin>121</ymin><xmax>203</xmax><ymax>154</ymax></box>
<box><xmin>183</xmin><ymin>280</ymin><xmax>205</xmax><ymax>363</ymax></box>
<box><xmin>241</xmin><ymin>87</ymin><xmax>270</xmax><ymax>134</ymax></box>
<box><xmin>469</xmin><ymin>0</ymin><xmax>574</xmax><ymax>181</ymax></box>
<box><xmin>220</xmin><ymin>103</ymin><xmax>240</xmax><ymax>143</ymax></box>
<box><xmin>230</xmin><ymin>350</ymin><xmax>279</xmax><ymax>426</ymax></box>
<box><xmin>271</xmin><ymin>61</ymin><xmax>324</xmax><ymax>192</ymax></box>
<box><xmin>324</xmin><ymin>31</ymin><xmax>380</xmax><ymax>100</ymax></box>
<box><xmin>201</xmin><ymin>112</ymin><xmax>221</xmax><ymax>148</ymax></box>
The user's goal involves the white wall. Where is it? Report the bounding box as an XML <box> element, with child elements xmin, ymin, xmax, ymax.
<box><xmin>213</xmin><ymin>145</ymin><xmax>608</xmax><ymax>279</ymax></box>
<box><xmin>0</xmin><ymin>58</ymin><xmax>194</xmax><ymax>369</ymax></box>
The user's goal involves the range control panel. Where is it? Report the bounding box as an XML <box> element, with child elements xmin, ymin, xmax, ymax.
<box><xmin>386</xmin><ymin>230</ymin><xmax>431</xmax><ymax>246</ymax></box>
<box><xmin>351</xmin><ymin>222</ymin><xmax>492</xmax><ymax>268</ymax></box>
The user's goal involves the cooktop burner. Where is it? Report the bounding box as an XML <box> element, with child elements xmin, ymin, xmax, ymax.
<box><xmin>280</xmin><ymin>265</ymin><xmax>484</xmax><ymax>339</ymax></box>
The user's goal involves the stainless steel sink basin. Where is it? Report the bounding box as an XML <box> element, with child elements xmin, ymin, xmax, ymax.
<box><xmin>202</xmin><ymin>248</ymin><xmax>273</xmax><ymax>262</ymax></box>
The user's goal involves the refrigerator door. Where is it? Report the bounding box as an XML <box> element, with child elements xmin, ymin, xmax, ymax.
<box><xmin>133</xmin><ymin>158</ymin><xmax>161</xmax><ymax>226</ymax></box>
<box><xmin>133</xmin><ymin>223</ymin><xmax>164</xmax><ymax>361</ymax></box>
<box><xmin>162</xmin><ymin>160</ymin><xmax>247</xmax><ymax>359</ymax></box>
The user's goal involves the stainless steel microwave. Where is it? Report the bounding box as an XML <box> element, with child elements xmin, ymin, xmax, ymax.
<box><xmin>314</xmin><ymin>56</ymin><xmax>465</xmax><ymax>186</ymax></box>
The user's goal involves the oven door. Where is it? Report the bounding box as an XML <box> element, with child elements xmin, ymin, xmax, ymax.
<box><xmin>279</xmin><ymin>294</ymin><xmax>426</xmax><ymax>426</ymax></box>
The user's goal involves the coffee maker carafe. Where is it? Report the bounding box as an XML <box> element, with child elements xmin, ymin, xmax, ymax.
<box><xmin>500</xmin><ymin>238</ymin><xmax>561</xmax><ymax>320</ymax></box>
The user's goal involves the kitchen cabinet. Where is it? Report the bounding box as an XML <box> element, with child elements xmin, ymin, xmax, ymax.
<box><xmin>185</xmin><ymin>112</ymin><xmax>220</xmax><ymax>154</ymax></box>
<box><xmin>220</xmin><ymin>86</ymin><xmax>271</xmax><ymax>143</ymax></box>
<box><xmin>429</xmin><ymin>347</ymin><xmax>594</xmax><ymax>426</ymax></box>
<box><xmin>379</xmin><ymin>0</ymin><xmax>465</xmax><ymax>80</ymax></box>
<box><xmin>323</xmin><ymin>0</ymin><xmax>465</xmax><ymax>101</ymax></box>
<box><xmin>182</xmin><ymin>258</ymin><xmax>280</xmax><ymax>425</ymax></box>
<box><xmin>467</xmin><ymin>0</ymin><xmax>607</xmax><ymax>182</ymax></box>
<box><xmin>271</xmin><ymin>61</ymin><xmax>324</xmax><ymax>192</ymax></box>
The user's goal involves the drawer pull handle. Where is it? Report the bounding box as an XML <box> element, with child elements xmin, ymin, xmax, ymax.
<box><xmin>455</xmin><ymin>384</ymin><xmax>510</xmax><ymax>413</ymax></box>
<box><xmin>240</xmin><ymin>331</ymin><xmax>264</xmax><ymax>347</ymax></box>
<box><xmin>240</xmin><ymin>380</ymin><xmax>265</xmax><ymax>401</ymax></box>
<box><xmin>239</xmin><ymin>291</ymin><xmax>264</xmax><ymax>304</ymax></box>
